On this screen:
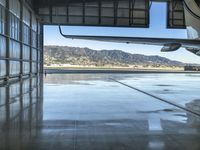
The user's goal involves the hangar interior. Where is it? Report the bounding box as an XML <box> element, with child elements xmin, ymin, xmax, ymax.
<box><xmin>1</xmin><ymin>1</ymin><xmax>200</xmax><ymax>150</ymax></box>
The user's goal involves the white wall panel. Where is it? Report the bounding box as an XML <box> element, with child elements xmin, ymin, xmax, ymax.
<box><xmin>0</xmin><ymin>36</ymin><xmax>6</xmax><ymax>57</ymax></box>
<box><xmin>32</xmin><ymin>62</ymin><xmax>37</xmax><ymax>73</ymax></box>
<box><xmin>32</xmin><ymin>14</ymin><xmax>37</xmax><ymax>31</ymax></box>
<box><xmin>9</xmin><ymin>61</ymin><xmax>20</xmax><ymax>75</ymax></box>
<box><xmin>32</xmin><ymin>48</ymin><xmax>37</xmax><ymax>61</ymax></box>
<box><xmin>9</xmin><ymin>0</ymin><xmax>20</xmax><ymax>18</ymax></box>
<box><xmin>23</xmin><ymin>45</ymin><xmax>30</xmax><ymax>60</ymax></box>
<box><xmin>10</xmin><ymin>40</ymin><xmax>20</xmax><ymax>59</ymax></box>
<box><xmin>23</xmin><ymin>79</ymin><xmax>30</xmax><ymax>93</ymax></box>
<box><xmin>23</xmin><ymin>62</ymin><xmax>30</xmax><ymax>74</ymax></box>
<box><xmin>0</xmin><ymin>5</ymin><xmax>5</xmax><ymax>34</ymax></box>
<box><xmin>0</xmin><ymin>60</ymin><xmax>6</xmax><ymax>77</ymax></box>
<box><xmin>10</xmin><ymin>15</ymin><xmax>20</xmax><ymax>40</ymax></box>
<box><xmin>32</xmin><ymin>31</ymin><xmax>37</xmax><ymax>48</ymax></box>
<box><xmin>23</xmin><ymin>6</ymin><xmax>30</xmax><ymax>26</ymax></box>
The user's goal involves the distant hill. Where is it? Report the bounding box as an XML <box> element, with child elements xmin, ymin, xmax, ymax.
<box><xmin>44</xmin><ymin>46</ymin><xmax>185</xmax><ymax>67</ymax></box>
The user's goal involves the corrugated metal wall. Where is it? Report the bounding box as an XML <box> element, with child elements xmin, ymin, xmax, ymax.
<box><xmin>0</xmin><ymin>0</ymin><xmax>43</xmax><ymax>82</ymax></box>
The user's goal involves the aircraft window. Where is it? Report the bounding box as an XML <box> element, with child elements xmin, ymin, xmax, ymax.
<box><xmin>195</xmin><ymin>0</ymin><xmax>200</xmax><ymax>8</ymax></box>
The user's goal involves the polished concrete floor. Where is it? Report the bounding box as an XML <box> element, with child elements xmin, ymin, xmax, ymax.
<box><xmin>1</xmin><ymin>74</ymin><xmax>200</xmax><ymax>150</ymax></box>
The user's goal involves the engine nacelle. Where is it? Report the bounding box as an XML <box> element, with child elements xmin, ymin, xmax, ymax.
<box><xmin>161</xmin><ymin>43</ymin><xmax>182</xmax><ymax>52</ymax></box>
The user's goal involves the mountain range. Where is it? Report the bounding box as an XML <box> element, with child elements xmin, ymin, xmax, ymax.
<box><xmin>44</xmin><ymin>46</ymin><xmax>185</xmax><ymax>67</ymax></box>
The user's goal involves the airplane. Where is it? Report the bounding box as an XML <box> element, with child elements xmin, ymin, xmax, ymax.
<box><xmin>58</xmin><ymin>0</ymin><xmax>200</xmax><ymax>56</ymax></box>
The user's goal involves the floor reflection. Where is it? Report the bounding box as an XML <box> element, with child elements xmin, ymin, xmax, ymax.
<box><xmin>186</xmin><ymin>100</ymin><xmax>200</xmax><ymax>127</ymax></box>
<box><xmin>42</xmin><ymin>74</ymin><xmax>200</xmax><ymax>150</ymax></box>
<box><xmin>0</xmin><ymin>76</ymin><xmax>43</xmax><ymax>150</ymax></box>
<box><xmin>1</xmin><ymin>74</ymin><xmax>200</xmax><ymax>150</ymax></box>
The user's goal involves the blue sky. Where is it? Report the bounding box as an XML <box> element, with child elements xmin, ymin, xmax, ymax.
<box><xmin>44</xmin><ymin>2</ymin><xmax>200</xmax><ymax>64</ymax></box>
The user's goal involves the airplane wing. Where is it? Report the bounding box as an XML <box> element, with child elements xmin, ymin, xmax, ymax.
<box><xmin>59</xmin><ymin>26</ymin><xmax>200</xmax><ymax>55</ymax></box>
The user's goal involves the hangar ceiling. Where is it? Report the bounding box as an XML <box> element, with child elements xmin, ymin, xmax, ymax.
<box><xmin>33</xmin><ymin>0</ymin><xmax>186</xmax><ymax>29</ymax></box>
